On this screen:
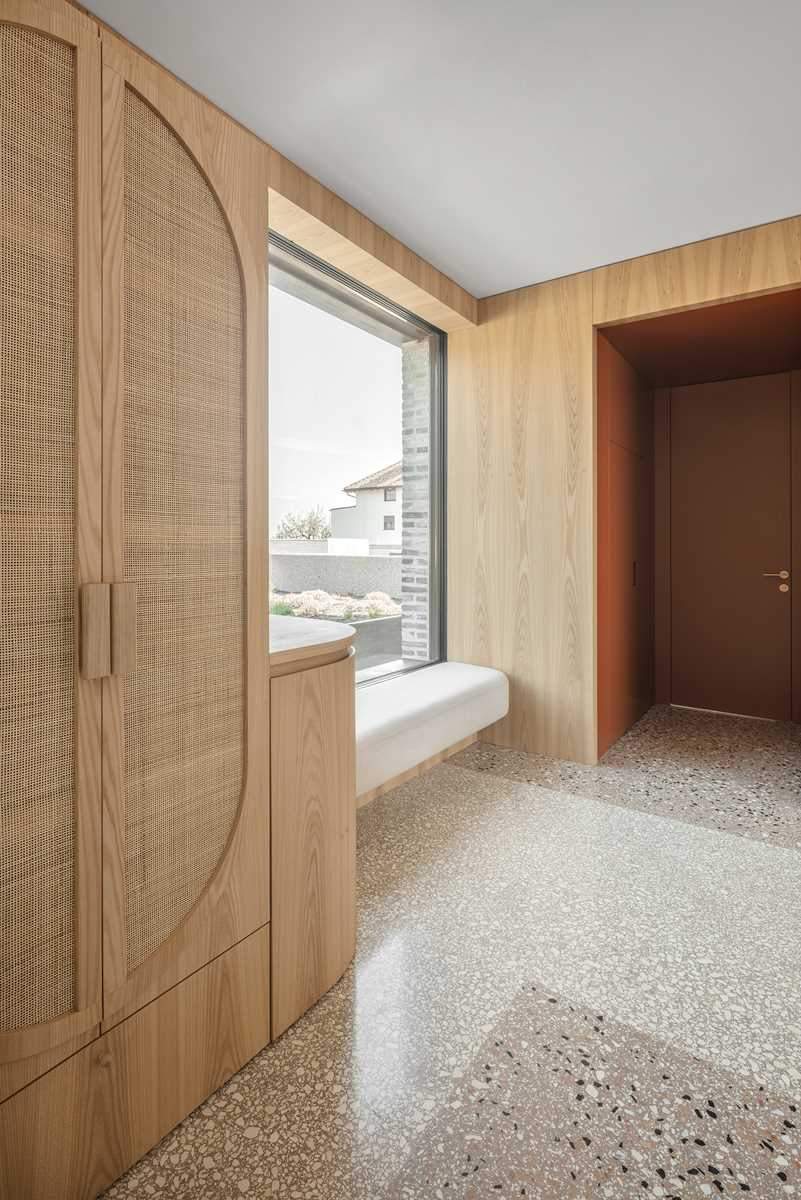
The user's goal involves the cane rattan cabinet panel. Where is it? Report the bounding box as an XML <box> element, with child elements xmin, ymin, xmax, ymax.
<box><xmin>121</xmin><ymin>89</ymin><xmax>246</xmax><ymax>972</ymax></box>
<box><xmin>100</xmin><ymin>35</ymin><xmax>269</xmax><ymax>1026</ymax></box>
<box><xmin>0</xmin><ymin>0</ymin><xmax>268</xmax><ymax>1069</ymax></box>
<box><xmin>1</xmin><ymin>18</ymin><xmax>77</xmax><ymax>1035</ymax></box>
<box><xmin>0</xmin><ymin>1</ymin><xmax>103</xmax><ymax>1073</ymax></box>
<box><xmin>1</xmin><ymin>5</ymin><xmax>269</xmax><ymax>1192</ymax></box>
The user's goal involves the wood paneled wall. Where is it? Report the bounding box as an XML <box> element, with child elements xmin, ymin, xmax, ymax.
<box><xmin>596</xmin><ymin>336</ymin><xmax>654</xmax><ymax>757</ymax></box>
<box><xmin>268</xmin><ymin>155</ymin><xmax>477</xmax><ymax>332</ymax></box>
<box><xmin>593</xmin><ymin>216</ymin><xmax>801</xmax><ymax>324</ymax></box>
<box><xmin>653</xmin><ymin>389</ymin><xmax>671</xmax><ymax>704</ymax></box>
<box><xmin>32</xmin><ymin>7</ymin><xmax>801</xmax><ymax>770</ymax></box>
<box><xmin>794</xmin><ymin>372</ymin><xmax>801</xmax><ymax>724</ymax></box>
<box><xmin>449</xmin><ymin>217</ymin><xmax>801</xmax><ymax>764</ymax></box>
<box><xmin>448</xmin><ymin>273</ymin><xmax>596</xmax><ymax>763</ymax></box>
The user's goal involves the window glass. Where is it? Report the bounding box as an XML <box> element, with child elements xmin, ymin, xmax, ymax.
<box><xmin>269</xmin><ymin>234</ymin><xmax>446</xmax><ymax>683</ymax></box>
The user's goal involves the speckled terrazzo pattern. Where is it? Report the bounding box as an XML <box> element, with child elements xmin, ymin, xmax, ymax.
<box><xmin>390</xmin><ymin>985</ymin><xmax>801</xmax><ymax>1199</ymax></box>
<box><xmin>456</xmin><ymin>706</ymin><xmax>801</xmax><ymax>848</ymax></box>
<box><xmin>102</xmin><ymin>706</ymin><xmax>801</xmax><ymax>1199</ymax></box>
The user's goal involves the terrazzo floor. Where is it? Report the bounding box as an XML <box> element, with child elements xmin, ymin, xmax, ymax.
<box><xmin>103</xmin><ymin>705</ymin><xmax>801</xmax><ymax>1200</ymax></box>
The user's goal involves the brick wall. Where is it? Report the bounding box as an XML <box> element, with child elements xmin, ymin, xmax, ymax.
<box><xmin>401</xmin><ymin>337</ymin><xmax>432</xmax><ymax>661</ymax></box>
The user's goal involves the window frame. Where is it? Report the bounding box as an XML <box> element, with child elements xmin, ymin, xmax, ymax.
<box><xmin>383</xmin><ymin>486</ymin><xmax>397</xmax><ymax>502</ymax></box>
<box><xmin>268</xmin><ymin>231</ymin><xmax>447</xmax><ymax>687</ymax></box>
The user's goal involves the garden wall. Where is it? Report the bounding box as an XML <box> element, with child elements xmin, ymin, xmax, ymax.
<box><xmin>271</xmin><ymin>552</ymin><xmax>402</xmax><ymax>600</ymax></box>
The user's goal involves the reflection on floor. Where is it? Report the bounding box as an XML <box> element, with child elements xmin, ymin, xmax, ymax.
<box><xmin>105</xmin><ymin>705</ymin><xmax>801</xmax><ymax>1199</ymax></box>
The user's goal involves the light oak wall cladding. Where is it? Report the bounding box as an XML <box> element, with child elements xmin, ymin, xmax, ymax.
<box><xmin>268</xmin><ymin>154</ymin><xmax>477</xmax><ymax>332</ymax></box>
<box><xmin>449</xmin><ymin>216</ymin><xmax>801</xmax><ymax>766</ymax></box>
<box><xmin>596</xmin><ymin>336</ymin><xmax>654</xmax><ymax>757</ymax></box>
<box><xmin>593</xmin><ymin>216</ymin><xmax>801</xmax><ymax>323</ymax></box>
<box><xmin>448</xmin><ymin>273</ymin><xmax>596</xmax><ymax>764</ymax></box>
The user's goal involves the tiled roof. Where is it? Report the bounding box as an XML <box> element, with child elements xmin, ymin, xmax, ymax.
<box><xmin>344</xmin><ymin>461</ymin><xmax>402</xmax><ymax>492</ymax></box>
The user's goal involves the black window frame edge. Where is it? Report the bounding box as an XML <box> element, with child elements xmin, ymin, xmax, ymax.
<box><xmin>268</xmin><ymin>229</ymin><xmax>448</xmax><ymax>689</ymax></box>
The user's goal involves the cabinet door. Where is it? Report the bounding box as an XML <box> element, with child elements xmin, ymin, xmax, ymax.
<box><xmin>0</xmin><ymin>2</ymin><xmax>102</xmax><ymax>1071</ymax></box>
<box><xmin>100</xmin><ymin>36</ymin><xmax>269</xmax><ymax>1026</ymax></box>
<box><xmin>271</xmin><ymin>652</ymin><xmax>356</xmax><ymax>1038</ymax></box>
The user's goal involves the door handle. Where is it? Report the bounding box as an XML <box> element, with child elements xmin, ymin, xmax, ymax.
<box><xmin>762</xmin><ymin>570</ymin><xmax>790</xmax><ymax>579</ymax></box>
<box><xmin>111</xmin><ymin>583</ymin><xmax>137</xmax><ymax>675</ymax></box>
<box><xmin>80</xmin><ymin>583</ymin><xmax>111</xmax><ymax>678</ymax></box>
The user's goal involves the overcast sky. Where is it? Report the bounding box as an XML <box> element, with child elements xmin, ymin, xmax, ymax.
<box><xmin>269</xmin><ymin>286</ymin><xmax>401</xmax><ymax>535</ymax></box>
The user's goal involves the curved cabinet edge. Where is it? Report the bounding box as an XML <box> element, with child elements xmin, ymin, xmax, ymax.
<box><xmin>269</xmin><ymin>636</ymin><xmax>355</xmax><ymax>678</ymax></box>
<box><xmin>270</xmin><ymin>651</ymin><xmax>356</xmax><ymax>1039</ymax></box>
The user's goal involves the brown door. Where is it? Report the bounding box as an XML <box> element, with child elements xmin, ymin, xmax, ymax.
<box><xmin>671</xmin><ymin>373</ymin><xmax>791</xmax><ymax>719</ymax></box>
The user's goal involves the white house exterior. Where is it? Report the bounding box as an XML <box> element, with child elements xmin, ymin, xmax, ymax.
<box><xmin>330</xmin><ymin>462</ymin><xmax>402</xmax><ymax>548</ymax></box>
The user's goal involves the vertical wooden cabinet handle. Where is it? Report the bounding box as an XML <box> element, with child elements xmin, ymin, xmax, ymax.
<box><xmin>111</xmin><ymin>583</ymin><xmax>138</xmax><ymax>676</ymax></box>
<box><xmin>80</xmin><ymin>584</ymin><xmax>111</xmax><ymax>679</ymax></box>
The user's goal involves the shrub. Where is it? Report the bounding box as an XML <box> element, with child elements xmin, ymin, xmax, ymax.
<box><xmin>270</xmin><ymin>600</ymin><xmax>294</xmax><ymax>616</ymax></box>
<box><xmin>268</xmin><ymin>588</ymin><xmax>401</xmax><ymax>621</ymax></box>
<box><xmin>274</xmin><ymin>507</ymin><xmax>331</xmax><ymax>540</ymax></box>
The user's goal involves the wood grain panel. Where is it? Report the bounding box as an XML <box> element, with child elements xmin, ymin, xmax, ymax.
<box><xmin>100</xmin><ymin>32</ymin><xmax>270</xmax><ymax>1029</ymax></box>
<box><xmin>0</xmin><ymin>1025</ymin><xmax>98</xmax><ymax>1106</ymax></box>
<box><xmin>270</xmin><ymin>644</ymin><xmax>353</xmax><ymax>679</ymax></box>
<box><xmin>596</xmin><ymin>336</ymin><xmax>654</xmax><ymax>757</ymax></box>
<box><xmin>2</xmin><ymin>0</ymin><xmax>91</xmax><ymax>35</ymax></box>
<box><xmin>110</xmin><ymin>582</ymin><xmax>136</xmax><ymax>676</ymax></box>
<box><xmin>268</xmin><ymin>156</ymin><xmax>477</xmax><ymax>331</ymax></box>
<box><xmin>0</xmin><ymin>927</ymin><xmax>269</xmax><ymax>1200</ymax></box>
<box><xmin>593</xmin><ymin>216</ymin><xmax>801</xmax><ymax>326</ymax></box>
<box><xmin>269</xmin><ymin>616</ymin><xmax>354</xmax><ymax>672</ymax></box>
<box><xmin>447</xmin><ymin>274</ymin><xmax>596</xmax><ymax>763</ymax></box>
<box><xmin>79</xmin><ymin>584</ymin><xmax>110</xmax><ymax>679</ymax></box>
<box><xmin>653</xmin><ymin>389</ymin><xmax>672</xmax><ymax>703</ymax></box>
<box><xmin>71</xmin><ymin>0</ymin><xmax>104</xmax><ymax>1031</ymax></box>
<box><xmin>271</xmin><ymin>653</ymin><xmax>356</xmax><ymax>1039</ymax></box>
<box><xmin>792</xmin><ymin>372</ymin><xmax>801</xmax><ymax>724</ymax></box>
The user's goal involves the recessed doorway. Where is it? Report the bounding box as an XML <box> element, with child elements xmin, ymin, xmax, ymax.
<box><xmin>597</xmin><ymin>288</ymin><xmax>801</xmax><ymax>756</ymax></box>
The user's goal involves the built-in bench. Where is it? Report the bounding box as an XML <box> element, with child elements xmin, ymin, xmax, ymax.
<box><xmin>356</xmin><ymin>661</ymin><xmax>509</xmax><ymax>806</ymax></box>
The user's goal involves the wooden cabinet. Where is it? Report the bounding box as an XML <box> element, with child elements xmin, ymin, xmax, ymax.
<box><xmin>0</xmin><ymin>929</ymin><xmax>269</xmax><ymax>1200</ymax></box>
<box><xmin>99</xmin><ymin>31</ymin><xmax>269</xmax><ymax>1030</ymax></box>
<box><xmin>270</xmin><ymin>638</ymin><xmax>356</xmax><ymax>1039</ymax></box>
<box><xmin>1</xmin><ymin>4</ymin><xmax>357</xmax><ymax>1194</ymax></box>
<box><xmin>0</xmin><ymin>0</ymin><xmax>103</xmax><ymax>1080</ymax></box>
<box><xmin>0</xmin><ymin>2</ymin><xmax>269</xmax><ymax>1193</ymax></box>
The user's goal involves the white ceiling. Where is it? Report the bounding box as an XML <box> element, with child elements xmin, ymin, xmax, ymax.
<box><xmin>89</xmin><ymin>0</ymin><xmax>801</xmax><ymax>298</ymax></box>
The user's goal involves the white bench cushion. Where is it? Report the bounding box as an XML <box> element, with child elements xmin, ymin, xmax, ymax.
<box><xmin>356</xmin><ymin>662</ymin><xmax>509</xmax><ymax>796</ymax></box>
